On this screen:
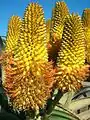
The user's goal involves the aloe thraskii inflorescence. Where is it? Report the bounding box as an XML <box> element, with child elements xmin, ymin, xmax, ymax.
<box><xmin>56</xmin><ymin>14</ymin><xmax>89</xmax><ymax>91</ymax></box>
<box><xmin>1</xmin><ymin>3</ymin><xmax>55</xmax><ymax>111</ymax></box>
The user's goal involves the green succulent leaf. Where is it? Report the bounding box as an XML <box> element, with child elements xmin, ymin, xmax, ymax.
<box><xmin>83</xmin><ymin>82</ymin><xmax>90</xmax><ymax>87</ymax></box>
<box><xmin>78</xmin><ymin>109</ymin><xmax>90</xmax><ymax>120</ymax></box>
<box><xmin>73</xmin><ymin>86</ymin><xmax>90</xmax><ymax>99</ymax></box>
<box><xmin>0</xmin><ymin>87</ymin><xmax>8</xmax><ymax>110</ymax></box>
<box><xmin>0</xmin><ymin>110</ymin><xmax>21</xmax><ymax>120</ymax></box>
<box><xmin>68</xmin><ymin>97</ymin><xmax>90</xmax><ymax>112</ymax></box>
<box><xmin>59</xmin><ymin>91</ymin><xmax>75</xmax><ymax>107</ymax></box>
<box><xmin>47</xmin><ymin>108</ymin><xmax>80</xmax><ymax>120</ymax></box>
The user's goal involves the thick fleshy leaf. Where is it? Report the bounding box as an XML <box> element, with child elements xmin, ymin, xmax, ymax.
<box><xmin>68</xmin><ymin>97</ymin><xmax>90</xmax><ymax>112</ymax></box>
<box><xmin>0</xmin><ymin>110</ymin><xmax>21</xmax><ymax>120</ymax></box>
<box><xmin>83</xmin><ymin>82</ymin><xmax>90</xmax><ymax>87</ymax></box>
<box><xmin>0</xmin><ymin>87</ymin><xmax>8</xmax><ymax>110</ymax></box>
<box><xmin>48</xmin><ymin>108</ymin><xmax>80</xmax><ymax>120</ymax></box>
<box><xmin>59</xmin><ymin>91</ymin><xmax>75</xmax><ymax>107</ymax></box>
<box><xmin>78</xmin><ymin>109</ymin><xmax>90</xmax><ymax>120</ymax></box>
<box><xmin>73</xmin><ymin>86</ymin><xmax>90</xmax><ymax>99</ymax></box>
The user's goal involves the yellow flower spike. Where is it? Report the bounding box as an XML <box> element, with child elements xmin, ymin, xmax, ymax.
<box><xmin>51</xmin><ymin>1</ymin><xmax>69</xmax><ymax>41</ymax></box>
<box><xmin>82</xmin><ymin>9</ymin><xmax>90</xmax><ymax>28</ymax></box>
<box><xmin>6</xmin><ymin>16</ymin><xmax>22</xmax><ymax>53</ymax></box>
<box><xmin>46</xmin><ymin>19</ymin><xmax>51</xmax><ymax>43</ymax></box>
<box><xmin>48</xmin><ymin>1</ymin><xmax>69</xmax><ymax>65</ymax></box>
<box><xmin>14</xmin><ymin>3</ymin><xmax>48</xmax><ymax>74</ymax></box>
<box><xmin>56</xmin><ymin>14</ymin><xmax>90</xmax><ymax>91</ymax></box>
<box><xmin>82</xmin><ymin>9</ymin><xmax>90</xmax><ymax>63</ymax></box>
<box><xmin>2</xmin><ymin>3</ymin><xmax>55</xmax><ymax>111</ymax></box>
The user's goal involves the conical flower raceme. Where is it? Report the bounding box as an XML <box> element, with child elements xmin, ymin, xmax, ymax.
<box><xmin>51</xmin><ymin>1</ymin><xmax>69</xmax><ymax>41</ymax></box>
<box><xmin>56</xmin><ymin>14</ymin><xmax>90</xmax><ymax>91</ymax></box>
<box><xmin>82</xmin><ymin>9</ymin><xmax>90</xmax><ymax>64</ymax></box>
<box><xmin>82</xmin><ymin>9</ymin><xmax>90</xmax><ymax>28</ymax></box>
<box><xmin>1</xmin><ymin>3</ymin><xmax>55</xmax><ymax>111</ymax></box>
<box><xmin>14</xmin><ymin>3</ymin><xmax>48</xmax><ymax>75</ymax></box>
<box><xmin>48</xmin><ymin>1</ymin><xmax>69</xmax><ymax>65</ymax></box>
<box><xmin>6</xmin><ymin>16</ymin><xmax>22</xmax><ymax>53</ymax></box>
<box><xmin>46</xmin><ymin>19</ymin><xmax>51</xmax><ymax>43</ymax></box>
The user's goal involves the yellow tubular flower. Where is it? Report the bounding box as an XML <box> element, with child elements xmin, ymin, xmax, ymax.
<box><xmin>56</xmin><ymin>14</ymin><xmax>90</xmax><ymax>91</ymax></box>
<box><xmin>82</xmin><ymin>9</ymin><xmax>90</xmax><ymax>63</ymax></box>
<box><xmin>6</xmin><ymin>16</ymin><xmax>22</xmax><ymax>53</ymax></box>
<box><xmin>51</xmin><ymin>1</ymin><xmax>69</xmax><ymax>41</ymax></box>
<box><xmin>3</xmin><ymin>3</ymin><xmax>55</xmax><ymax>111</ymax></box>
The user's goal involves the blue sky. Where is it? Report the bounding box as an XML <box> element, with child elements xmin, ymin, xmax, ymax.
<box><xmin>0</xmin><ymin>0</ymin><xmax>90</xmax><ymax>36</ymax></box>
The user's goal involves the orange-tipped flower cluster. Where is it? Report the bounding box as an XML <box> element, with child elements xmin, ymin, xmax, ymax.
<box><xmin>56</xmin><ymin>65</ymin><xmax>89</xmax><ymax>91</ymax></box>
<box><xmin>0</xmin><ymin>1</ymin><xmax>90</xmax><ymax>112</ymax></box>
<box><xmin>1</xmin><ymin>3</ymin><xmax>55</xmax><ymax>111</ymax></box>
<box><xmin>4</xmin><ymin>58</ymin><xmax>55</xmax><ymax>110</ymax></box>
<box><xmin>56</xmin><ymin>14</ymin><xmax>90</xmax><ymax>91</ymax></box>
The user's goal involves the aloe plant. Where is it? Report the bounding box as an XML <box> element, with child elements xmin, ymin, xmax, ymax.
<box><xmin>0</xmin><ymin>1</ymin><xmax>90</xmax><ymax>120</ymax></box>
<box><xmin>56</xmin><ymin>14</ymin><xmax>89</xmax><ymax>91</ymax></box>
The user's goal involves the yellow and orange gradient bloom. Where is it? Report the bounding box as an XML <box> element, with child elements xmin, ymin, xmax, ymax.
<box><xmin>0</xmin><ymin>2</ymin><xmax>90</xmax><ymax>112</ymax></box>
<box><xmin>1</xmin><ymin>3</ymin><xmax>55</xmax><ymax>111</ymax></box>
<box><xmin>56</xmin><ymin>14</ymin><xmax>90</xmax><ymax>91</ymax></box>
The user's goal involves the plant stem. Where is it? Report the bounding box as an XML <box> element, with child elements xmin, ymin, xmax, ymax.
<box><xmin>46</xmin><ymin>90</ymin><xmax>63</xmax><ymax>115</ymax></box>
